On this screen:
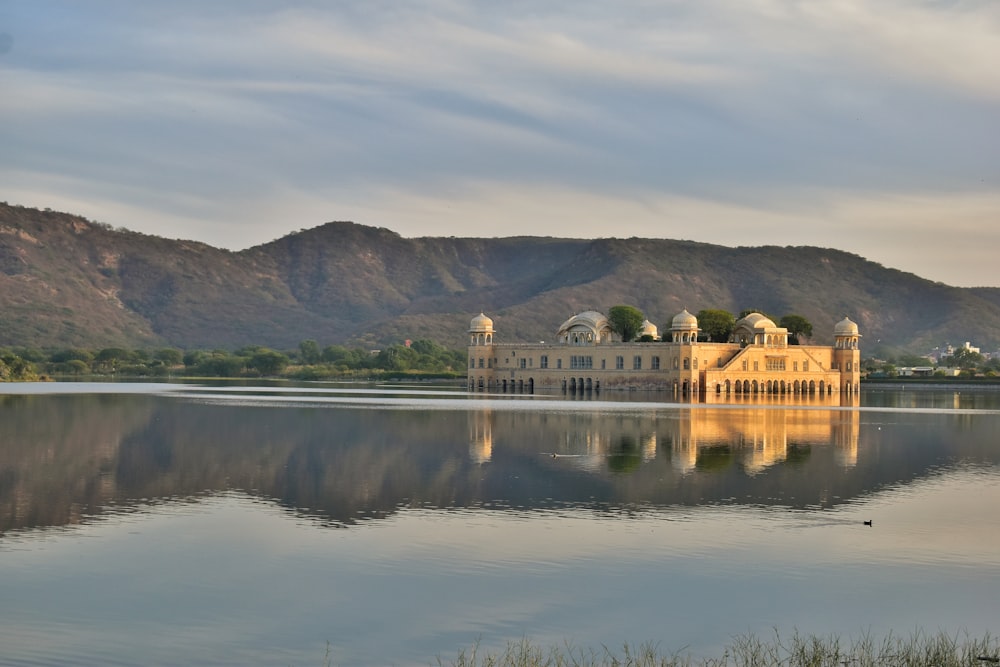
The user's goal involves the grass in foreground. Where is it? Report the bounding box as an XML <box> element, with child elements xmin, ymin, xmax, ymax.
<box><xmin>436</xmin><ymin>631</ymin><xmax>999</xmax><ymax>667</ymax></box>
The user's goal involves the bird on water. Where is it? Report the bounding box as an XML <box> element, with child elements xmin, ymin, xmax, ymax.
<box><xmin>863</xmin><ymin>520</ymin><xmax>872</xmax><ymax>526</ymax></box>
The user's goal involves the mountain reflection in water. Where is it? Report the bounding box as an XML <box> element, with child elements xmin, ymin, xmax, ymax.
<box><xmin>2</xmin><ymin>384</ymin><xmax>998</xmax><ymax>533</ymax></box>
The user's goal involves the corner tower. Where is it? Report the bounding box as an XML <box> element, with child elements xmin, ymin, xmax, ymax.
<box><xmin>833</xmin><ymin>317</ymin><xmax>861</xmax><ymax>393</ymax></box>
<box><xmin>468</xmin><ymin>312</ymin><xmax>496</xmax><ymax>391</ymax></box>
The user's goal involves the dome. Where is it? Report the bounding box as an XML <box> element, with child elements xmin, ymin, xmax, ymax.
<box><xmin>736</xmin><ymin>312</ymin><xmax>777</xmax><ymax>330</ymax></box>
<box><xmin>558</xmin><ymin>310</ymin><xmax>608</xmax><ymax>332</ymax></box>
<box><xmin>834</xmin><ymin>317</ymin><xmax>860</xmax><ymax>336</ymax></box>
<box><xmin>468</xmin><ymin>312</ymin><xmax>494</xmax><ymax>332</ymax></box>
<box><xmin>671</xmin><ymin>309</ymin><xmax>698</xmax><ymax>330</ymax></box>
<box><xmin>639</xmin><ymin>319</ymin><xmax>658</xmax><ymax>338</ymax></box>
<box><xmin>557</xmin><ymin>310</ymin><xmax>613</xmax><ymax>344</ymax></box>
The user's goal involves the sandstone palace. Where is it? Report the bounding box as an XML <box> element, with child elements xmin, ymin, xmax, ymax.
<box><xmin>467</xmin><ymin>309</ymin><xmax>861</xmax><ymax>398</ymax></box>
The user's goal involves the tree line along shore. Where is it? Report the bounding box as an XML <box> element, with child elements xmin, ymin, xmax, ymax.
<box><xmin>2</xmin><ymin>335</ymin><xmax>998</xmax><ymax>383</ymax></box>
<box><xmin>0</xmin><ymin>339</ymin><xmax>467</xmax><ymax>382</ymax></box>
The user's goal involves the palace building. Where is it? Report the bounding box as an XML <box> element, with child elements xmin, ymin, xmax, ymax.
<box><xmin>467</xmin><ymin>309</ymin><xmax>861</xmax><ymax>398</ymax></box>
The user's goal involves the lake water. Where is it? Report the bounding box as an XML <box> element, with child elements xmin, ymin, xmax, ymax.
<box><xmin>1</xmin><ymin>382</ymin><xmax>999</xmax><ymax>666</ymax></box>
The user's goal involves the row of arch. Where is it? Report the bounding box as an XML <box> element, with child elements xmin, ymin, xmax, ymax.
<box><xmin>469</xmin><ymin>377</ymin><xmax>535</xmax><ymax>393</ymax></box>
<box><xmin>467</xmin><ymin>377</ymin><xmax>616</xmax><ymax>393</ymax></box>
<box><xmin>469</xmin><ymin>376</ymin><xmax>859</xmax><ymax>395</ymax></box>
<box><xmin>564</xmin><ymin>377</ymin><xmax>600</xmax><ymax>392</ymax></box>
<box><xmin>712</xmin><ymin>379</ymin><xmax>854</xmax><ymax>395</ymax></box>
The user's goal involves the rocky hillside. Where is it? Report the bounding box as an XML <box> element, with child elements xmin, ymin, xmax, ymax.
<box><xmin>2</xmin><ymin>202</ymin><xmax>998</xmax><ymax>355</ymax></box>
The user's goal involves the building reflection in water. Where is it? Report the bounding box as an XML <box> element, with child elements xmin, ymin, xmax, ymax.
<box><xmin>469</xmin><ymin>409</ymin><xmax>493</xmax><ymax>464</ymax></box>
<box><xmin>668</xmin><ymin>405</ymin><xmax>860</xmax><ymax>474</ymax></box>
<box><xmin>469</xmin><ymin>393</ymin><xmax>860</xmax><ymax>475</ymax></box>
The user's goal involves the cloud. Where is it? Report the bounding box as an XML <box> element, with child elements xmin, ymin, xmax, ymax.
<box><xmin>777</xmin><ymin>0</ymin><xmax>1000</xmax><ymax>101</ymax></box>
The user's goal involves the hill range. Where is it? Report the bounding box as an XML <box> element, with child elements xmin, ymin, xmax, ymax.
<box><xmin>1</xmin><ymin>202</ymin><xmax>998</xmax><ymax>356</ymax></box>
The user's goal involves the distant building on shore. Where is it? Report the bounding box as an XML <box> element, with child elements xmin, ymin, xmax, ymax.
<box><xmin>928</xmin><ymin>341</ymin><xmax>987</xmax><ymax>363</ymax></box>
<box><xmin>467</xmin><ymin>309</ymin><xmax>861</xmax><ymax>399</ymax></box>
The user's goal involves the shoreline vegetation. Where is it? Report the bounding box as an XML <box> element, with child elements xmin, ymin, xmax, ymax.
<box><xmin>434</xmin><ymin>632</ymin><xmax>1000</xmax><ymax>667</ymax></box>
<box><xmin>0</xmin><ymin>339</ymin><xmax>468</xmax><ymax>383</ymax></box>
<box><xmin>1</xmin><ymin>338</ymin><xmax>999</xmax><ymax>385</ymax></box>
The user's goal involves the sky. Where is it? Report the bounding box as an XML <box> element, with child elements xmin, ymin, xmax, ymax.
<box><xmin>1</xmin><ymin>1</ymin><xmax>998</xmax><ymax>287</ymax></box>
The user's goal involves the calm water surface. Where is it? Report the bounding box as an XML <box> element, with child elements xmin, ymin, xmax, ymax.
<box><xmin>1</xmin><ymin>382</ymin><xmax>999</xmax><ymax>666</ymax></box>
